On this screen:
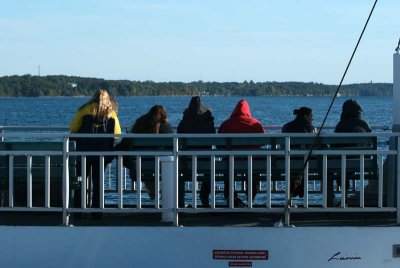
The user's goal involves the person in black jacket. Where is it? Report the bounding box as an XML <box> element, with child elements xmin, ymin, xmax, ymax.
<box><xmin>282</xmin><ymin>106</ymin><xmax>315</xmax><ymax>133</ymax></box>
<box><xmin>334</xmin><ymin>99</ymin><xmax>371</xmax><ymax>206</ymax></box>
<box><xmin>177</xmin><ymin>96</ymin><xmax>215</xmax><ymax>207</ymax></box>
<box><xmin>281</xmin><ymin>106</ymin><xmax>315</xmax><ymax>199</ymax></box>
<box><xmin>335</xmin><ymin>99</ymin><xmax>371</xmax><ymax>133</ymax></box>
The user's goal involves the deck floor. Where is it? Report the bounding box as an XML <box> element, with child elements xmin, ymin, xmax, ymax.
<box><xmin>0</xmin><ymin>210</ymin><xmax>396</xmax><ymax>227</ymax></box>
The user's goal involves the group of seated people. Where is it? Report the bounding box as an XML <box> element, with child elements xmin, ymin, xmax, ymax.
<box><xmin>70</xmin><ymin>89</ymin><xmax>372</xmax><ymax>210</ymax></box>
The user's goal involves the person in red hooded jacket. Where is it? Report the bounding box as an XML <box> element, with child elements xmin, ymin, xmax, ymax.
<box><xmin>218</xmin><ymin>99</ymin><xmax>265</xmax><ymax>207</ymax></box>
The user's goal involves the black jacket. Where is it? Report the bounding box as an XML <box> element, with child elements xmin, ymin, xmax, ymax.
<box><xmin>177</xmin><ymin>97</ymin><xmax>215</xmax><ymax>134</ymax></box>
<box><xmin>335</xmin><ymin>100</ymin><xmax>371</xmax><ymax>133</ymax></box>
<box><xmin>115</xmin><ymin>122</ymin><xmax>174</xmax><ymax>152</ymax></box>
<box><xmin>282</xmin><ymin>116</ymin><xmax>315</xmax><ymax>133</ymax></box>
<box><xmin>335</xmin><ymin>118</ymin><xmax>371</xmax><ymax>133</ymax></box>
<box><xmin>115</xmin><ymin>122</ymin><xmax>174</xmax><ymax>171</ymax></box>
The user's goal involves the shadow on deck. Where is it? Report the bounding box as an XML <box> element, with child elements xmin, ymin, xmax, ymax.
<box><xmin>0</xmin><ymin>210</ymin><xmax>396</xmax><ymax>227</ymax></box>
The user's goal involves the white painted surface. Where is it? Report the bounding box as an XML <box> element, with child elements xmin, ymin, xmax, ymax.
<box><xmin>160</xmin><ymin>156</ymin><xmax>175</xmax><ymax>223</ymax></box>
<box><xmin>393</xmin><ymin>52</ymin><xmax>400</xmax><ymax>128</ymax></box>
<box><xmin>0</xmin><ymin>226</ymin><xmax>400</xmax><ymax>268</ymax></box>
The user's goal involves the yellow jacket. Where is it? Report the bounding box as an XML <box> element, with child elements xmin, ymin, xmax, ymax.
<box><xmin>70</xmin><ymin>103</ymin><xmax>121</xmax><ymax>135</ymax></box>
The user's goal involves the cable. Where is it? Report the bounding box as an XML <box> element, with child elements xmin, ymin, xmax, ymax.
<box><xmin>278</xmin><ymin>0</ymin><xmax>378</xmax><ymax>226</ymax></box>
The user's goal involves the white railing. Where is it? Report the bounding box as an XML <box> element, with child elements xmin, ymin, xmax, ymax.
<box><xmin>0</xmin><ymin>131</ymin><xmax>398</xmax><ymax>226</ymax></box>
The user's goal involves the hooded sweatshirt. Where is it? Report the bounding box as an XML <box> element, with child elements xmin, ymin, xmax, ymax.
<box><xmin>218</xmin><ymin>100</ymin><xmax>265</xmax><ymax>134</ymax></box>
<box><xmin>334</xmin><ymin>99</ymin><xmax>371</xmax><ymax>133</ymax></box>
<box><xmin>177</xmin><ymin>96</ymin><xmax>215</xmax><ymax>134</ymax></box>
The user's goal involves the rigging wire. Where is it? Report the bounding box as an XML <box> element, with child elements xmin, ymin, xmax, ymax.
<box><xmin>278</xmin><ymin>0</ymin><xmax>379</xmax><ymax>226</ymax></box>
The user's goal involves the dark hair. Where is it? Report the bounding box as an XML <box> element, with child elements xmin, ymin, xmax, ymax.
<box><xmin>131</xmin><ymin>105</ymin><xmax>168</xmax><ymax>133</ymax></box>
<box><xmin>293</xmin><ymin>107</ymin><xmax>312</xmax><ymax>117</ymax></box>
<box><xmin>341</xmin><ymin>99</ymin><xmax>362</xmax><ymax>119</ymax></box>
<box><xmin>184</xmin><ymin>96</ymin><xmax>210</xmax><ymax>117</ymax></box>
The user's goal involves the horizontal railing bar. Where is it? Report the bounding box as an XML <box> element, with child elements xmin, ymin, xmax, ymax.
<box><xmin>67</xmin><ymin>208</ymin><xmax>166</xmax><ymax>213</ymax></box>
<box><xmin>0</xmin><ymin>206</ymin><xmax>393</xmax><ymax>214</ymax></box>
<box><xmin>0</xmin><ymin>151</ymin><xmax>63</xmax><ymax>156</ymax></box>
<box><xmin>68</xmin><ymin>151</ymin><xmax>173</xmax><ymax>156</ymax></box>
<box><xmin>176</xmin><ymin>207</ymin><xmax>397</xmax><ymax>213</ymax></box>
<box><xmin>177</xmin><ymin>151</ymin><xmax>286</xmax><ymax>156</ymax></box>
<box><xmin>177</xmin><ymin>150</ymin><xmax>395</xmax><ymax>156</ymax></box>
<box><xmin>1</xmin><ymin>131</ymin><xmax>398</xmax><ymax>139</ymax></box>
<box><xmin>0</xmin><ymin>207</ymin><xmax>63</xmax><ymax>212</ymax></box>
<box><xmin>1</xmin><ymin>150</ymin><xmax>392</xmax><ymax>157</ymax></box>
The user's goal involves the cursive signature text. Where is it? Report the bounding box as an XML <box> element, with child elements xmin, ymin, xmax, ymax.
<box><xmin>328</xmin><ymin>251</ymin><xmax>362</xmax><ymax>262</ymax></box>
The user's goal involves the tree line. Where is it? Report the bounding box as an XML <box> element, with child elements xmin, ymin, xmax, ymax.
<box><xmin>0</xmin><ymin>74</ymin><xmax>392</xmax><ymax>97</ymax></box>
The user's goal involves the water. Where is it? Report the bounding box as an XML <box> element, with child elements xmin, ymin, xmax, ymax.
<box><xmin>0</xmin><ymin>96</ymin><xmax>392</xmax><ymax>129</ymax></box>
<box><xmin>0</xmin><ymin>96</ymin><xmax>392</xmax><ymax>206</ymax></box>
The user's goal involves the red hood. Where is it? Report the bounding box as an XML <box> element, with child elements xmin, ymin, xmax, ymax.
<box><xmin>218</xmin><ymin>99</ymin><xmax>265</xmax><ymax>134</ymax></box>
<box><xmin>230</xmin><ymin>99</ymin><xmax>251</xmax><ymax>118</ymax></box>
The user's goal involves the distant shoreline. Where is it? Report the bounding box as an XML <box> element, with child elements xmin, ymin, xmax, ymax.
<box><xmin>0</xmin><ymin>75</ymin><xmax>392</xmax><ymax>97</ymax></box>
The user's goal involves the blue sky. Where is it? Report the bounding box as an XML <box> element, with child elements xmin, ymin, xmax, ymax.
<box><xmin>1</xmin><ymin>0</ymin><xmax>399</xmax><ymax>84</ymax></box>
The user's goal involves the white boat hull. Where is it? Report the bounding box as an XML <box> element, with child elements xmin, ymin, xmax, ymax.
<box><xmin>1</xmin><ymin>226</ymin><xmax>399</xmax><ymax>268</ymax></box>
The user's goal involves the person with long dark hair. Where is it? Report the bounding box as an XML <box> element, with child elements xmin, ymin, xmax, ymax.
<box><xmin>282</xmin><ymin>106</ymin><xmax>315</xmax><ymax>199</ymax></box>
<box><xmin>282</xmin><ymin>106</ymin><xmax>315</xmax><ymax>133</ymax></box>
<box><xmin>116</xmin><ymin>105</ymin><xmax>173</xmax><ymax>200</ymax></box>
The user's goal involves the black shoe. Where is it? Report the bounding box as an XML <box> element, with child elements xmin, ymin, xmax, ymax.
<box><xmin>291</xmin><ymin>180</ymin><xmax>304</xmax><ymax>198</ymax></box>
<box><xmin>91</xmin><ymin>212</ymin><xmax>103</xmax><ymax>220</ymax></box>
<box><xmin>200</xmin><ymin>197</ymin><xmax>210</xmax><ymax>208</ymax></box>
<box><xmin>234</xmin><ymin>197</ymin><xmax>246</xmax><ymax>208</ymax></box>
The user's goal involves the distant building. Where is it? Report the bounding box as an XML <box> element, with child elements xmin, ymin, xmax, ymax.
<box><xmin>67</xmin><ymin>83</ymin><xmax>77</xmax><ymax>88</ymax></box>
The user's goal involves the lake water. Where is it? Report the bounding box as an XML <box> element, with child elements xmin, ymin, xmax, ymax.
<box><xmin>0</xmin><ymin>96</ymin><xmax>393</xmax><ymax>130</ymax></box>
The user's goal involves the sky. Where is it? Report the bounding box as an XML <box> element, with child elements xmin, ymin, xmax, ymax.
<box><xmin>1</xmin><ymin>0</ymin><xmax>399</xmax><ymax>84</ymax></box>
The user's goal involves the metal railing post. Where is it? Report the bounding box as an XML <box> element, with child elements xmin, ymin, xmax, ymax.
<box><xmin>229</xmin><ymin>156</ymin><xmax>235</xmax><ymax>208</ymax></box>
<box><xmin>247</xmin><ymin>156</ymin><xmax>253</xmax><ymax>208</ymax></box>
<box><xmin>192</xmin><ymin>156</ymin><xmax>197</xmax><ymax>208</ymax></box>
<box><xmin>284</xmin><ymin>136</ymin><xmax>290</xmax><ymax>226</ymax></box>
<box><xmin>45</xmin><ymin>155</ymin><xmax>51</xmax><ymax>208</ymax></box>
<box><xmin>397</xmin><ymin>137</ymin><xmax>400</xmax><ymax>224</ymax></box>
<box><xmin>8</xmin><ymin>155</ymin><xmax>14</xmax><ymax>207</ymax></box>
<box><xmin>99</xmin><ymin>156</ymin><xmax>105</xmax><ymax>209</ymax></box>
<box><xmin>174</xmin><ymin>137</ymin><xmax>179</xmax><ymax>225</ymax></box>
<box><xmin>62</xmin><ymin>137</ymin><xmax>70</xmax><ymax>226</ymax></box>
<box><xmin>81</xmin><ymin>156</ymin><xmax>87</xmax><ymax>209</ymax></box>
<box><xmin>161</xmin><ymin>138</ymin><xmax>178</xmax><ymax>225</ymax></box>
<box><xmin>211</xmin><ymin>155</ymin><xmax>216</xmax><ymax>208</ymax></box>
<box><xmin>136</xmin><ymin>156</ymin><xmax>142</xmax><ymax>208</ymax></box>
<box><xmin>322</xmin><ymin>155</ymin><xmax>328</xmax><ymax>208</ymax></box>
<box><xmin>155</xmin><ymin>156</ymin><xmax>160</xmax><ymax>208</ymax></box>
<box><xmin>341</xmin><ymin>155</ymin><xmax>347</xmax><ymax>208</ymax></box>
<box><xmin>117</xmin><ymin>156</ymin><xmax>123</xmax><ymax>209</ymax></box>
<box><xmin>378</xmin><ymin>155</ymin><xmax>383</xmax><ymax>208</ymax></box>
<box><xmin>27</xmin><ymin>155</ymin><xmax>32</xmax><ymax>208</ymax></box>
<box><xmin>266</xmin><ymin>155</ymin><xmax>272</xmax><ymax>208</ymax></box>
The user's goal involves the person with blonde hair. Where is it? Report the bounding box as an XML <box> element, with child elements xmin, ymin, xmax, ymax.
<box><xmin>70</xmin><ymin>89</ymin><xmax>121</xmax><ymax>214</ymax></box>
